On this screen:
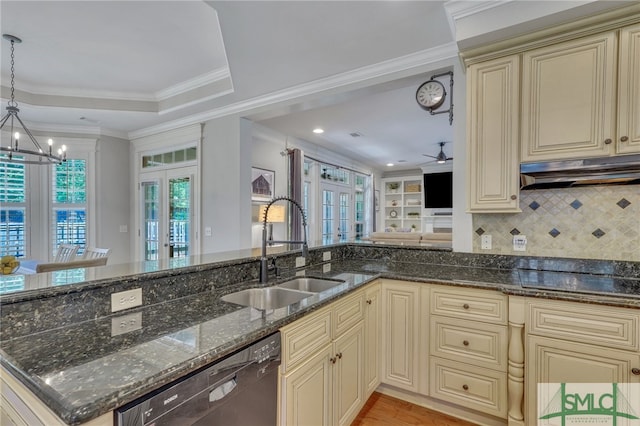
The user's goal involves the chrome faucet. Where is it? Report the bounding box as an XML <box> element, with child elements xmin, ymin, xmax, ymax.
<box><xmin>260</xmin><ymin>196</ymin><xmax>309</xmax><ymax>284</ymax></box>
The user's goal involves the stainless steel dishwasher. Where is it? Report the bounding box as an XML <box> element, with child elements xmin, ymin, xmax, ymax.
<box><xmin>116</xmin><ymin>332</ymin><xmax>281</xmax><ymax>426</ymax></box>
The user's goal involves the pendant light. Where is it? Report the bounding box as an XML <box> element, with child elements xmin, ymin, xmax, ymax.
<box><xmin>0</xmin><ymin>34</ymin><xmax>67</xmax><ymax>165</ymax></box>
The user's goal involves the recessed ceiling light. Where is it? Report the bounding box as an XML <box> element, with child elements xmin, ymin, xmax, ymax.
<box><xmin>397</xmin><ymin>160</ymin><xmax>407</xmax><ymax>163</ymax></box>
<box><xmin>313</xmin><ymin>128</ymin><xmax>324</xmax><ymax>134</ymax></box>
<box><xmin>386</xmin><ymin>163</ymin><xmax>394</xmax><ymax>167</ymax></box>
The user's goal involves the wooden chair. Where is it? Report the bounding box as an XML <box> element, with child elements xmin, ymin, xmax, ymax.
<box><xmin>54</xmin><ymin>244</ymin><xmax>79</xmax><ymax>262</ymax></box>
<box><xmin>36</xmin><ymin>257</ymin><xmax>108</xmax><ymax>273</ymax></box>
<box><xmin>82</xmin><ymin>247</ymin><xmax>111</xmax><ymax>260</ymax></box>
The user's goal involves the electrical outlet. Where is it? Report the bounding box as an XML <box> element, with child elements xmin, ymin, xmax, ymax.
<box><xmin>295</xmin><ymin>256</ymin><xmax>306</xmax><ymax>267</ymax></box>
<box><xmin>322</xmin><ymin>251</ymin><xmax>331</xmax><ymax>261</ymax></box>
<box><xmin>111</xmin><ymin>312</ymin><xmax>142</xmax><ymax>337</ymax></box>
<box><xmin>119</xmin><ymin>225</ymin><xmax>128</xmax><ymax>233</ymax></box>
<box><xmin>205</xmin><ymin>227</ymin><xmax>212</xmax><ymax>237</ymax></box>
<box><xmin>323</xmin><ymin>263</ymin><xmax>331</xmax><ymax>273</ymax></box>
<box><xmin>111</xmin><ymin>288</ymin><xmax>143</xmax><ymax>313</ymax></box>
<box><xmin>513</xmin><ymin>235</ymin><xmax>527</xmax><ymax>251</ymax></box>
<box><xmin>481</xmin><ymin>235</ymin><xmax>492</xmax><ymax>250</ymax></box>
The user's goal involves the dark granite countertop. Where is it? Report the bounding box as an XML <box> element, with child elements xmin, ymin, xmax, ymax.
<box><xmin>2</xmin><ymin>257</ymin><xmax>640</xmax><ymax>425</ymax></box>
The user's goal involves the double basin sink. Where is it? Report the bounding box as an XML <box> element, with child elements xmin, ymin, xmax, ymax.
<box><xmin>221</xmin><ymin>277</ymin><xmax>345</xmax><ymax>310</ymax></box>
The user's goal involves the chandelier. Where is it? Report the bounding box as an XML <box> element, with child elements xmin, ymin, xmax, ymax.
<box><xmin>1</xmin><ymin>34</ymin><xmax>66</xmax><ymax>165</ymax></box>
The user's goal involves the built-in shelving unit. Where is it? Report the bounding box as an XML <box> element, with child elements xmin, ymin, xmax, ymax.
<box><xmin>382</xmin><ymin>177</ymin><xmax>423</xmax><ymax>232</ymax></box>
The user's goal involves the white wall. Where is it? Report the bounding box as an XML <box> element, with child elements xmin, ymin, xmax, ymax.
<box><xmin>200</xmin><ymin>114</ymin><xmax>252</xmax><ymax>253</ymax></box>
<box><xmin>95</xmin><ymin>135</ymin><xmax>131</xmax><ymax>264</ymax></box>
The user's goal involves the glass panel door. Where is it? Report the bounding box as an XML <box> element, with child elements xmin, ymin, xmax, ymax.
<box><xmin>321</xmin><ymin>182</ymin><xmax>352</xmax><ymax>244</ymax></box>
<box><xmin>140</xmin><ymin>168</ymin><xmax>194</xmax><ymax>261</ymax></box>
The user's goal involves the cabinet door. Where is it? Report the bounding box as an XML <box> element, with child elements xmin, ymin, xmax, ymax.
<box><xmin>526</xmin><ymin>335</ymin><xmax>640</xmax><ymax>425</ymax></box>
<box><xmin>381</xmin><ymin>281</ymin><xmax>420</xmax><ymax>392</ymax></box>
<box><xmin>281</xmin><ymin>345</ymin><xmax>333</xmax><ymax>426</ymax></box>
<box><xmin>467</xmin><ymin>55</ymin><xmax>521</xmax><ymax>213</ymax></box>
<box><xmin>521</xmin><ymin>32</ymin><xmax>617</xmax><ymax>161</ymax></box>
<box><xmin>618</xmin><ymin>23</ymin><xmax>640</xmax><ymax>154</ymax></box>
<box><xmin>333</xmin><ymin>322</ymin><xmax>365</xmax><ymax>426</ymax></box>
<box><xmin>364</xmin><ymin>283</ymin><xmax>381</xmax><ymax>396</ymax></box>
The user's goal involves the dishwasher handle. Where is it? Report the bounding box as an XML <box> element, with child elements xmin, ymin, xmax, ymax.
<box><xmin>209</xmin><ymin>376</ymin><xmax>237</xmax><ymax>402</ymax></box>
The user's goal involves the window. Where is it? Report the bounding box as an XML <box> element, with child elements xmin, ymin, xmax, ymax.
<box><xmin>0</xmin><ymin>156</ymin><xmax>26</xmax><ymax>257</ymax></box>
<box><xmin>51</xmin><ymin>159</ymin><xmax>87</xmax><ymax>255</ymax></box>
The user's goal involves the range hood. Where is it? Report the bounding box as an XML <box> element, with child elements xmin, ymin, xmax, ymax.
<box><xmin>520</xmin><ymin>154</ymin><xmax>640</xmax><ymax>189</ymax></box>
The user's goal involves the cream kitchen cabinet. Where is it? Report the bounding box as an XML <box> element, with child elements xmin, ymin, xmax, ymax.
<box><xmin>380</xmin><ymin>279</ymin><xmax>421</xmax><ymax>393</ymax></box>
<box><xmin>467</xmin><ymin>55</ymin><xmax>521</xmax><ymax>213</ymax></box>
<box><xmin>364</xmin><ymin>282</ymin><xmax>381</xmax><ymax>397</ymax></box>
<box><xmin>524</xmin><ymin>298</ymin><xmax>640</xmax><ymax>425</ymax></box>
<box><xmin>618</xmin><ymin>23</ymin><xmax>640</xmax><ymax>154</ymax></box>
<box><xmin>429</xmin><ymin>285</ymin><xmax>509</xmax><ymax>419</ymax></box>
<box><xmin>279</xmin><ymin>286</ymin><xmax>367</xmax><ymax>426</ymax></box>
<box><xmin>522</xmin><ymin>24</ymin><xmax>640</xmax><ymax>162</ymax></box>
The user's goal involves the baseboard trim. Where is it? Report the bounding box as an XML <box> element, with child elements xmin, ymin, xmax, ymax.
<box><xmin>376</xmin><ymin>383</ymin><xmax>507</xmax><ymax>426</ymax></box>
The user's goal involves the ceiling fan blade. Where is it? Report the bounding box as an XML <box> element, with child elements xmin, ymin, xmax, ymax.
<box><xmin>422</xmin><ymin>154</ymin><xmax>438</xmax><ymax>159</ymax></box>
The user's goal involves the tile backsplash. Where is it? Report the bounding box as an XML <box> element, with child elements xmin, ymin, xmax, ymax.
<box><xmin>473</xmin><ymin>185</ymin><xmax>639</xmax><ymax>261</ymax></box>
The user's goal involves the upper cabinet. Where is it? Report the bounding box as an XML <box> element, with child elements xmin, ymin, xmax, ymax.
<box><xmin>521</xmin><ymin>32</ymin><xmax>617</xmax><ymax>162</ymax></box>
<box><xmin>467</xmin><ymin>56</ymin><xmax>521</xmax><ymax>213</ymax></box>
<box><xmin>521</xmin><ymin>23</ymin><xmax>640</xmax><ymax>162</ymax></box>
<box><xmin>618</xmin><ymin>23</ymin><xmax>640</xmax><ymax>154</ymax></box>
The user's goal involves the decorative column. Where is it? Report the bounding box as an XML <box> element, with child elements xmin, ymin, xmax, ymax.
<box><xmin>508</xmin><ymin>296</ymin><xmax>525</xmax><ymax>426</ymax></box>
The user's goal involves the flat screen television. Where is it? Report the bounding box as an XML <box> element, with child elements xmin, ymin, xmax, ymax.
<box><xmin>423</xmin><ymin>172</ymin><xmax>453</xmax><ymax>208</ymax></box>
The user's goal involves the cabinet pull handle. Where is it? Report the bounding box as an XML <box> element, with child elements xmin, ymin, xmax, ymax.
<box><xmin>330</xmin><ymin>356</ymin><xmax>337</xmax><ymax>364</ymax></box>
<box><xmin>632</xmin><ymin>368</ymin><xmax>640</xmax><ymax>375</ymax></box>
<box><xmin>510</xmin><ymin>195</ymin><xmax>517</xmax><ymax>200</ymax></box>
<box><xmin>366</xmin><ymin>299</ymin><xmax>372</xmax><ymax>305</ymax></box>
<box><xmin>337</xmin><ymin>352</ymin><xmax>343</xmax><ymax>359</ymax></box>
<box><xmin>463</xmin><ymin>303</ymin><xmax>470</xmax><ymax>310</ymax></box>
<box><xmin>462</xmin><ymin>384</ymin><xmax>469</xmax><ymax>391</ymax></box>
<box><xmin>463</xmin><ymin>340</ymin><xmax>469</xmax><ymax>346</ymax></box>
<box><xmin>604</xmin><ymin>138</ymin><xmax>612</xmax><ymax>144</ymax></box>
<box><xmin>620</xmin><ymin>136</ymin><xmax>629</xmax><ymax>142</ymax></box>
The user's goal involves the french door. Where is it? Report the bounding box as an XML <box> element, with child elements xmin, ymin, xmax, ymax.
<box><xmin>321</xmin><ymin>182</ymin><xmax>352</xmax><ymax>245</ymax></box>
<box><xmin>139</xmin><ymin>167</ymin><xmax>196</xmax><ymax>261</ymax></box>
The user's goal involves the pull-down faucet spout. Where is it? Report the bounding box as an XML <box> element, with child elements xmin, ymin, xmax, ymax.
<box><xmin>260</xmin><ymin>196</ymin><xmax>308</xmax><ymax>284</ymax></box>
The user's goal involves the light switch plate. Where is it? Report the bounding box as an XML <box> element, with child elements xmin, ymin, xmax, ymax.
<box><xmin>481</xmin><ymin>235</ymin><xmax>492</xmax><ymax>250</ymax></box>
<box><xmin>111</xmin><ymin>288</ymin><xmax>143</xmax><ymax>313</ymax></box>
<box><xmin>295</xmin><ymin>257</ymin><xmax>305</xmax><ymax>267</ymax></box>
<box><xmin>322</xmin><ymin>251</ymin><xmax>331</xmax><ymax>261</ymax></box>
<box><xmin>513</xmin><ymin>235</ymin><xmax>527</xmax><ymax>251</ymax></box>
<box><xmin>323</xmin><ymin>264</ymin><xmax>331</xmax><ymax>273</ymax></box>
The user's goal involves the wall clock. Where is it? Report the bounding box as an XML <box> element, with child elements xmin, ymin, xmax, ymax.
<box><xmin>389</xmin><ymin>210</ymin><xmax>398</xmax><ymax>218</ymax></box>
<box><xmin>415</xmin><ymin>71</ymin><xmax>454</xmax><ymax>125</ymax></box>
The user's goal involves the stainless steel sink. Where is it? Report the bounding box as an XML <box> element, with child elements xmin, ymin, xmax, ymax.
<box><xmin>221</xmin><ymin>287</ymin><xmax>314</xmax><ymax>310</ymax></box>
<box><xmin>276</xmin><ymin>277</ymin><xmax>345</xmax><ymax>293</ymax></box>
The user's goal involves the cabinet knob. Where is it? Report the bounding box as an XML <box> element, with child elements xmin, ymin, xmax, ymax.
<box><xmin>463</xmin><ymin>303</ymin><xmax>470</xmax><ymax>310</ymax></box>
<box><xmin>337</xmin><ymin>352</ymin><xmax>343</xmax><ymax>359</ymax></box>
<box><xmin>366</xmin><ymin>299</ymin><xmax>372</xmax><ymax>305</ymax></box>
<box><xmin>510</xmin><ymin>195</ymin><xmax>517</xmax><ymax>200</ymax></box>
<box><xmin>604</xmin><ymin>138</ymin><xmax>613</xmax><ymax>144</ymax></box>
<box><xmin>463</xmin><ymin>340</ymin><xmax>469</xmax><ymax>346</ymax></box>
<box><xmin>632</xmin><ymin>368</ymin><xmax>640</xmax><ymax>375</ymax></box>
<box><xmin>462</xmin><ymin>384</ymin><xmax>469</xmax><ymax>391</ymax></box>
<box><xmin>620</xmin><ymin>136</ymin><xmax>629</xmax><ymax>142</ymax></box>
<box><xmin>330</xmin><ymin>356</ymin><xmax>337</xmax><ymax>364</ymax></box>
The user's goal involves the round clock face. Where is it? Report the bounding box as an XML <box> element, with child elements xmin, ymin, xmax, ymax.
<box><xmin>416</xmin><ymin>80</ymin><xmax>446</xmax><ymax>110</ymax></box>
<box><xmin>389</xmin><ymin>210</ymin><xmax>398</xmax><ymax>218</ymax></box>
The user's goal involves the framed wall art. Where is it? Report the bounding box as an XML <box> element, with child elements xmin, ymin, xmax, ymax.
<box><xmin>251</xmin><ymin>167</ymin><xmax>275</xmax><ymax>201</ymax></box>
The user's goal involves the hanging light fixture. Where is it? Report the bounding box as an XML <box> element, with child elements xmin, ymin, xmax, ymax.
<box><xmin>1</xmin><ymin>34</ymin><xmax>66</xmax><ymax>165</ymax></box>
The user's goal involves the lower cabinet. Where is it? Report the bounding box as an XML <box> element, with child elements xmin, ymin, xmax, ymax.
<box><xmin>364</xmin><ymin>282</ymin><xmax>381</xmax><ymax>397</ymax></box>
<box><xmin>279</xmin><ymin>284</ymin><xmax>371</xmax><ymax>426</ymax></box>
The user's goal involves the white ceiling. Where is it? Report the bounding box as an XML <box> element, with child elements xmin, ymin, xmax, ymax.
<box><xmin>1</xmin><ymin>1</ymin><xmax>631</xmax><ymax>172</ymax></box>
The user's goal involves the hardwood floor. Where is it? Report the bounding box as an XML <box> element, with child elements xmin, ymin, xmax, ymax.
<box><xmin>352</xmin><ymin>392</ymin><xmax>478</xmax><ymax>426</ymax></box>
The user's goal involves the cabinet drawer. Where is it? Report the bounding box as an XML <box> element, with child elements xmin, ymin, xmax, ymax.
<box><xmin>430</xmin><ymin>357</ymin><xmax>507</xmax><ymax>419</ymax></box>
<box><xmin>527</xmin><ymin>299</ymin><xmax>640</xmax><ymax>351</ymax></box>
<box><xmin>430</xmin><ymin>286</ymin><xmax>507</xmax><ymax>324</ymax></box>
<box><xmin>333</xmin><ymin>290</ymin><xmax>364</xmax><ymax>338</ymax></box>
<box><xmin>430</xmin><ymin>316</ymin><xmax>507</xmax><ymax>372</ymax></box>
<box><xmin>281</xmin><ymin>307</ymin><xmax>332</xmax><ymax>373</ymax></box>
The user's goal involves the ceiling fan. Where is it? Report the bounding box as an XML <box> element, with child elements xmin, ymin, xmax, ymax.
<box><xmin>422</xmin><ymin>141</ymin><xmax>453</xmax><ymax>164</ymax></box>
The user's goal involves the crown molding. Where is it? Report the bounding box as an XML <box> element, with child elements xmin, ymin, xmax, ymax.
<box><xmin>444</xmin><ymin>0</ymin><xmax>512</xmax><ymax>21</ymax></box>
<box><xmin>23</xmin><ymin>120</ymin><xmax>128</xmax><ymax>140</ymax></box>
<box><xmin>158</xmin><ymin>87</ymin><xmax>235</xmax><ymax>115</ymax></box>
<box><xmin>129</xmin><ymin>42</ymin><xmax>459</xmax><ymax>139</ymax></box>
<box><xmin>155</xmin><ymin>67</ymin><xmax>231</xmax><ymax>101</ymax></box>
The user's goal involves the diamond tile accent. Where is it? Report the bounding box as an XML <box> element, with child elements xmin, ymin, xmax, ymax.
<box><xmin>529</xmin><ymin>201</ymin><xmax>540</xmax><ymax>211</ymax></box>
<box><xmin>549</xmin><ymin>228</ymin><xmax>561</xmax><ymax>238</ymax></box>
<box><xmin>510</xmin><ymin>228</ymin><xmax>521</xmax><ymax>235</ymax></box>
<box><xmin>475</xmin><ymin>227</ymin><xmax>485</xmax><ymax>236</ymax></box>
<box><xmin>592</xmin><ymin>228</ymin><xmax>606</xmax><ymax>239</ymax></box>
<box><xmin>570</xmin><ymin>199</ymin><xmax>583</xmax><ymax>210</ymax></box>
<box><xmin>617</xmin><ymin>198</ymin><xmax>631</xmax><ymax>209</ymax></box>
